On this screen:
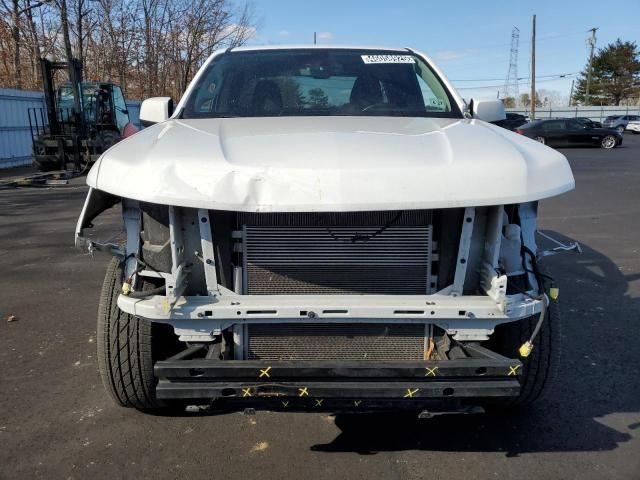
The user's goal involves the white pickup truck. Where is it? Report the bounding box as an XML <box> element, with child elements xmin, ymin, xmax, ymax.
<box><xmin>76</xmin><ymin>45</ymin><xmax>574</xmax><ymax>413</ymax></box>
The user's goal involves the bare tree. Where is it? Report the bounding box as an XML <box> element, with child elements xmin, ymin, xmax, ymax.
<box><xmin>0</xmin><ymin>0</ymin><xmax>255</xmax><ymax>95</ymax></box>
<box><xmin>0</xmin><ymin>0</ymin><xmax>53</xmax><ymax>88</ymax></box>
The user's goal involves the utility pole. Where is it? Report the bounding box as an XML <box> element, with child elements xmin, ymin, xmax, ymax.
<box><xmin>568</xmin><ymin>79</ymin><xmax>575</xmax><ymax>106</ymax></box>
<box><xmin>585</xmin><ymin>27</ymin><xmax>598</xmax><ymax>105</ymax></box>
<box><xmin>314</xmin><ymin>32</ymin><xmax>317</xmax><ymax>44</ymax></box>
<box><xmin>530</xmin><ymin>15</ymin><xmax>536</xmax><ymax>119</ymax></box>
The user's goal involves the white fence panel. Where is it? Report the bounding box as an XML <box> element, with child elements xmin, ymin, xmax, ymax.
<box><xmin>0</xmin><ymin>89</ymin><xmax>46</xmax><ymax>168</ymax></box>
<box><xmin>507</xmin><ymin>105</ymin><xmax>640</xmax><ymax>122</ymax></box>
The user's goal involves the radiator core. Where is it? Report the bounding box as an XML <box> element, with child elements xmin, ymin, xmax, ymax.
<box><xmin>240</xmin><ymin>211</ymin><xmax>433</xmax><ymax>295</ymax></box>
<box><xmin>246</xmin><ymin>323</ymin><xmax>426</xmax><ymax>360</ymax></box>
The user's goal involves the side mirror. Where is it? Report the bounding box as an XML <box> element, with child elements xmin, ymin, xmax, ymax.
<box><xmin>139</xmin><ymin>97</ymin><xmax>174</xmax><ymax>127</ymax></box>
<box><xmin>469</xmin><ymin>98</ymin><xmax>506</xmax><ymax>123</ymax></box>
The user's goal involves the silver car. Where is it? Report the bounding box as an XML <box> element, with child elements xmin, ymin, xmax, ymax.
<box><xmin>602</xmin><ymin>115</ymin><xmax>640</xmax><ymax>133</ymax></box>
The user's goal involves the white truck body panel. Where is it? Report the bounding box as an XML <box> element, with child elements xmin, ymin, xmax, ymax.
<box><xmin>88</xmin><ymin>116</ymin><xmax>574</xmax><ymax>212</ymax></box>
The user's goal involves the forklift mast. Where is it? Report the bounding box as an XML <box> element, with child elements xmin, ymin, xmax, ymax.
<box><xmin>30</xmin><ymin>58</ymin><xmax>134</xmax><ymax>173</ymax></box>
<box><xmin>40</xmin><ymin>57</ymin><xmax>85</xmax><ymax>137</ymax></box>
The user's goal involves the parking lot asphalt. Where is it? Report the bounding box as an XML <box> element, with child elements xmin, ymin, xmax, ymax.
<box><xmin>1</xmin><ymin>134</ymin><xmax>639</xmax><ymax>480</ymax></box>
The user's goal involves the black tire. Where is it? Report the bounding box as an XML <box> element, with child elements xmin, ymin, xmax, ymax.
<box><xmin>97</xmin><ymin>257</ymin><xmax>167</xmax><ymax>409</ymax></box>
<box><xmin>488</xmin><ymin>276</ymin><xmax>561</xmax><ymax>407</ymax></box>
<box><xmin>601</xmin><ymin>135</ymin><xmax>617</xmax><ymax>149</ymax></box>
<box><xmin>34</xmin><ymin>162</ymin><xmax>59</xmax><ymax>172</ymax></box>
<box><xmin>616</xmin><ymin>125</ymin><xmax>624</xmax><ymax>134</ymax></box>
<box><xmin>533</xmin><ymin>136</ymin><xmax>546</xmax><ymax>145</ymax></box>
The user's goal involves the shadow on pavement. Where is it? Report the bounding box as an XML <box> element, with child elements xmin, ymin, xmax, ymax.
<box><xmin>311</xmin><ymin>232</ymin><xmax>640</xmax><ymax>455</ymax></box>
<box><xmin>84</xmin><ymin>228</ymin><xmax>639</xmax><ymax>456</ymax></box>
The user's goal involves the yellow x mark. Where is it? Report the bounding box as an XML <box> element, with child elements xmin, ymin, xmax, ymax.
<box><xmin>425</xmin><ymin>367</ymin><xmax>439</xmax><ymax>377</ymax></box>
<box><xmin>508</xmin><ymin>365</ymin><xmax>521</xmax><ymax>376</ymax></box>
<box><xmin>404</xmin><ymin>388</ymin><xmax>419</xmax><ymax>398</ymax></box>
<box><xmin>242</xmin><ymin>387</ymin><xmax>252</xmax><ymax>397</ymax></box>
<box><xmin>298</xmin><ymin>387</ymin><xmax>309</xmax><ymax>397</ymax></box>
<box><xmin>314</xmin><ymin>399</ymin><xmax>324</xmax><ymax>407</ymax></box>
<box><xmin>259</xmin><ymin>366</ymin><xmax>272</xmax><ymax>378</ymax></box>
<box><xmin>281</xmin><ymin>400</ymin><xmax>289</xmax><ymax>407</ymax></box>
<box><xmin>353</xmin><ymin>400</ymin><xmax>362</xmax><ymax>407</ymax></box>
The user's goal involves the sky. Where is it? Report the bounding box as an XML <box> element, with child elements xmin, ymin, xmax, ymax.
<box><xmin>247</xmin><ymin>0</ymin><xmax>640</xmax><ymax>104</ymax></box>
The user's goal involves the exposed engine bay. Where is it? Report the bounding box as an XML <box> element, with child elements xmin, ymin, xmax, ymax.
<box><xmin>76</xmin><ymin>190</ymin><xmax>548</xmax><ymax>358</ymax></box>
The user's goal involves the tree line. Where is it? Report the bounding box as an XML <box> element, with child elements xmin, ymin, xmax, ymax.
<box><xmin>0</xmin><ymin>0</ymin><xmax>255</xmax><ymax>100</ymax></box>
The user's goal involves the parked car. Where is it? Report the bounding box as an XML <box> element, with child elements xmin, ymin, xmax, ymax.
<box><xmin>626</xmin><ymin>120</ymin><xmax>640</xmax><ymax>134</ymax></box>
<box><xmin>75</xmin><ymin>45</ymin><xmax>574</xmax><ymax>413</ymax></box>
<box><xmin>602</xmin><ymin>115</ymin><xmax>640</xmax><ymax>133</ymax></box>
<box><xmin>574</xmin><ymin>117</ymin><xmax>602</xmax><ymax>128</ymax></box>
<box><xmin>516</xmin><ymin>118</ymin><xmax>622</xmax><ymax>148</ymax></box>
<box><xmin>492</xmin><ymin>112</ymin><xmax>529</xmax><ymax>130</ymax></box>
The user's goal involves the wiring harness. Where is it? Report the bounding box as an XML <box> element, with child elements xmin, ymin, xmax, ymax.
<box><xmin>517</xmin><ymin>246</ymin><xmax>559</xmax><ymax>358</ymax></box>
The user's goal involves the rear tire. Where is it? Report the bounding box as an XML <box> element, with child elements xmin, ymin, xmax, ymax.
<box><xmin>617</xmin><ymin>125</ymin><xmax>624</xmax><ymax>134</ymax></box>
<box><xmin>533</xmin><ymin>136</ymin><xmax>546</xmax><ymax>145</ymax></box>
<box><xmin>97</xmin><ymin>257</ymin><xmax>170</xmax><ymax>409</ymax></box>
<box><xmin>488</xmin><ymin>275</ymin><xmax>561</xmax><ymax>407</ymax></box>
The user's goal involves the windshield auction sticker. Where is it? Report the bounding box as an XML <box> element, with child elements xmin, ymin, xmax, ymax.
<box><xmin>361</xmin><ymin>54</ymin><xmax>415</xmax><ymax>64</ymax></box>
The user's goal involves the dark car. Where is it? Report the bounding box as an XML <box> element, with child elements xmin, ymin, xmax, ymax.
<box><xmin>492</xmin><ymin>112</ymin><xmax>529</xmax><ymax>130</ymax></box>
<box><xmin>574</xmin><ymin>117</ymin><xmax>602</xmax><ymax>128</ymax></box>
<box><xmin>515</xmin><ymin>118</ymin><xmax>622</xmax><ymax>149</ymax></box>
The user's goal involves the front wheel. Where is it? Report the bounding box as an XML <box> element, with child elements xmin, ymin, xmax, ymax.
<box><xmin>533</xmin><ymin>136</ymin><xmax>546</xmax><ymax>145</ymax></box>
<box><xmin>488</xmin><ymin>281</ymin><xmax>560</xmax><ymax>407</ymax></box>
<box><xmin>601</xmin><ymin>135</ymin><xmax>617</xmax><ymax>149</ymax></box>
<box><xmin>97</xmin><ymin>257</ymin><xmax>176</xmax><ymax>409</ymax></box>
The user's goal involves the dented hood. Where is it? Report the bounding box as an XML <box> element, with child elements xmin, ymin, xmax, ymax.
<box><xmin>88</xmin><ymin>116</ymin><xmax>574</xmax><ymax>211</ymax></box>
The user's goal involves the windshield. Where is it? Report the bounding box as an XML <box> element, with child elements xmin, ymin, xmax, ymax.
<box><xmin>57</xmin><ymin>84</ymin><xmax>101</xmax><ymax>122</ymax></box>
<box><xmin>182</xmin><ymin>49</ymin><xmax>461</xmax><ymax>118</ymax></box>
<box><xmin>57</xmin><ymin>84</ymin><xmax>116</xmax><ymax>124</ymax></box>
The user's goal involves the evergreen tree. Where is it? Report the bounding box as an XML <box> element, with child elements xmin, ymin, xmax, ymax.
<box><xmin>572</xmin><ymin>39</ymin><xmax>640</xmax><ymax>106</ymax></box>
<box><xmin>307</xmin><ymin>88</ymin><xmax>329</xmax><ymax>108</ymax></box>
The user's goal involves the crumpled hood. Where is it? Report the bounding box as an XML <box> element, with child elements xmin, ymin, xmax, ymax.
<box><xmin>88</xmin><ymin>116</ymin><xmax>574</xmax><ymax>211</ymax></box>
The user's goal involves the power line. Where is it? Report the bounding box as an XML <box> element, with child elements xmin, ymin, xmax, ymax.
<box><xmin>451</xmin><ymin>72</ymin><xmax>577</xmax><ymax>82</ymax></box>
<box><xmin>455</xmin><ymin>75</ymin><xmax>577</xmax><ymax>90</ymax></box>
<box><xmin>433</xmin><ymin>30</ymin><xmax>591</xmax><ymax>55</ymax></box>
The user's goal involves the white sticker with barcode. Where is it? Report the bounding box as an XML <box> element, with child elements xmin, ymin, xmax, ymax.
<box><xmin>361</xmin><ymin>54</ymin><xmax>415</xmax><ymax>64</ymax></box>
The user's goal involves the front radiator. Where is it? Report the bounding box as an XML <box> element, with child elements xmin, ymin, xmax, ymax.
<box><xmin>239</xmin><ymin>211</ymin><xmax>433</xmax><ymax>295</ymax></box>
<box><xmin>246</xmin><ymin>323</ymin><xmax>426</xmax><ymax>360</ymax></box>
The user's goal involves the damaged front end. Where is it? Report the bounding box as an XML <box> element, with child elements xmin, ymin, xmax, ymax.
<box><xmin>77</xmin><ymin>187</ymin><xmax>561</xmax><ymax>410</ymax></box>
